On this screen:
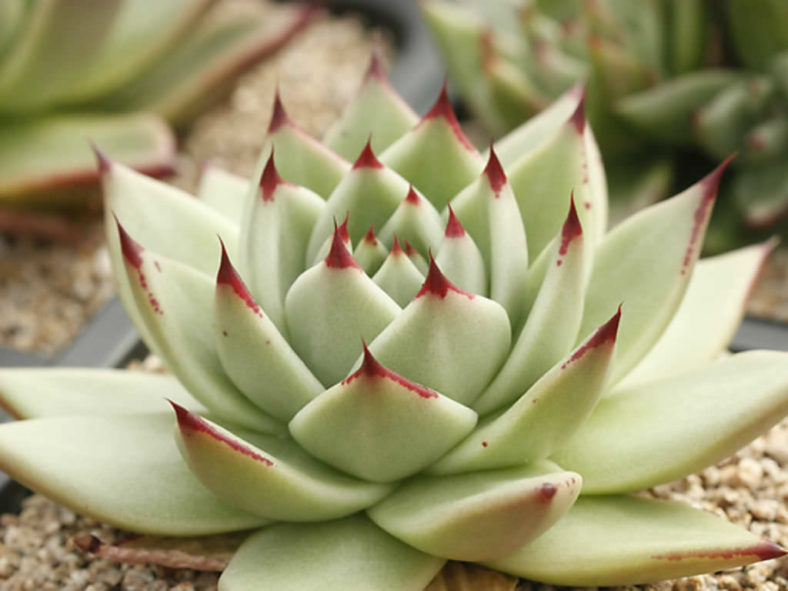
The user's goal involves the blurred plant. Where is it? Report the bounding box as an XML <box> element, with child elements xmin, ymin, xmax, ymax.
<box><xmin>423</xmin><ymin>0</ymin><xmax>788</xmax><ymax>250</ymax></box>
<box><xmin>0</xmin><ymin>0</ymin><xmax>312</xmax><ymax>214</ymax></box>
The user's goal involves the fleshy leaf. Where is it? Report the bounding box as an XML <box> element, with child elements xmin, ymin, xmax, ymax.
<box><xmin>172</xmin><ymin>403</ymin><xmax>391</xmax><ymax>521</ymax></box>
<box><xmin>0</xmin><ymin>114</ymin><xmax>174</xmax><ymax>205</ymax></box>
<box><xmin>372</xmin><ymin>237</ymin><xmax>425</xmax><ymax>307</ymax></box>
<box><xmin>196</xmin><ymin>164</ymin><xmax>249</xmax><ymax>224</ymax></box>
<box><xmin>552</xmin><ymin>351</ymin><xmax>788</xmax><ymax>493</ymax></box>
<box><xmin>621</xmin><ymin>242</ymin><xmax>774</xmax><ymax>387</ymax></box>
<box><xmin>0</xmin><ymin>414</ymin><xmax>269</xmax><ymax>535</ymax></box>
<box><xmin>381</xmin><ymin>84</ymin><xmax>484</xmax><ymax>210</ymax></box>
<box><xmin>368</xmin><ymin>462</ymin><xmax>581</xmax><ymax>561</ymax></box>
<box><xmin>353</xmin><ymin>227</ymin><xmax>388</xmax><ymax>276</ymax></box>
<box><xmin>0</xmin><ymin>368</ymin><xmax>204</xmax><ymax>420</ymax></box>
<box><xmin>284</xmin><ymin>228</ymin><xmax>401</xmax><ymax>386</ymax></box>
<box><xmin>115</xmin><ymin>224</ymin><xmax>281</xmax><ymax>432</ymax></box>
<box><xmin>214</xmin><ymin>247</ymin><xmax>323</xmax><ymax>422</ymax></box>
<box><xmin>378</xmin><ymin>186</ymin><xmax>445</xmax><ymax>256</ymax></box>
<box><xmin>435</xmin><ymin>207</ymin><xmax>487</xmax><ymax>295</ymax></box>
<box><xmin>578</xmin><ymin>160</ymin><xmax>729</xmax><ymax>383</ymax></box>
<box><xmin>323</xmin><ymin>48</ymin><xmax>419</xmax><ymax>160</ymax></box>
<box><xmin>368</xmin><ymin>257</ymin><xmax>511</xmax><ymax>406</ymax></box>
<box><xmin>306</xmin><ymin>140</ymin><xmax>410</xmax><ymax>263</ymax></box>
<box><xmin>474</xmin><ymin>199</ymin><xmax>590</xmax><ymax>414</ymax></box>
<box><xmin>240</xmin><ymin>153</ymin><xmax>323</xmax><ymax>333</ymax></box>
<box><xmin>220</xmin><ymin>515</ymin><xmax>445</xmax><ymax>591</ymax></box>
<box><xmin>289</xmin><ymin>345</ymin><xmax>477</xmax><ymax>482</ymax></box>
<box><xmin>437</xmin><ymin>309</ymin><xmax>619</xmax><ymax>474</ymax></box>
<box><xmin>486</xmin><ymin>495</ymin><xmax>786</xmax><ymax>586</ymax></box>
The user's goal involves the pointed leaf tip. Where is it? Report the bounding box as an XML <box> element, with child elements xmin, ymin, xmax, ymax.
<box><xmin>338</xmin><ymin>214</ymin><xmax>351</xmax><ymax>243</ymax></box>
<box><xmin>216</xmin><ymin>240</ymin><xmax>262</xmax><ymax>316</ymax></box>
<box><xmin>344</xmin><ymin>343</ymin><xmax>439</xmax><ymax>399</ymax></box>
<box><xmin>559</xmin><ymin>195</ymin><xmax>583</xmax><ymax>257</ymax></box>
<box><xmin>325</xmin><ymin>224</ymin><xmax>359</xmax><ymax>269</ymax></box>
<box><xmin>700</xmin><ymin>155</ymin><xmax>735</xmax><ymax>202</ymax></box>
<box><xmin>391</xmin><ymin>235</ymin><xmax>404</xmax><ymax>255</ymax></box>
<box><xmin>115</xmin><ymin>217</ymin><xmax>143</xmax><ymax>269</ymax></box>
<box><xmin>363</xmin><ymin>226</ymin><xmax>378</xmax><ymax>245</ymax></box>
<box><xmin>445</xmin><ymin>206</ymin><xmax>466</xmax><ymax>238</ymax></box>
<box><xmin>417</xmin><ymin>255</ymin><xmax>472</xmax><ymax>299</ymax></box>
<box><xmin>569</xmin><ymin>90</ymin><xmax>586</xmax><ymax>134</ymax></box>
<box><xmin>653</xmin><ymin>540</ymin><xmax>786</xmax><ymax>562</ymax></box>
<box><xmin>484</xmin><ymin>146</ymin><xmax>507</xmax><ymax>195</ymax></box>
<box><xmin>268</xmin><ymin>91</ymin><xmax>291</xmax><ymax>133</ymax></box>
<box><xmin>91</xmin><ymin>142</ymin><xmax>111</xmax><ymax>174</ymax></box>
<box><xmin>562</xmin><ymin>306</ymin><xmax>620</xmax><ymax>369</ymax></box>
<box><xmin>353</xmin><ymin>139</ymin><xmax>384</xmax><ymax>170</ymax></box>
<box><xmin>403</xmin><ymin>239</ymin><xmax>418</xmax><ymax>257</ymax></box>
<box><xmin>365</xmin><ymin>44</ymin><xmax>387</xmax><ymax>82</ymax></box>
<box><xmin>423</xmin><ymin>81</ymin><xmax>474</xmax><ymax>151</ymax></box>
<box><xmin>260</xmin><ymin>152</ymin><xmax>284</xmax><ymax>201</ymax></box>
<box><xmin>405</xmin><ymin>186</ymin><xmax>421</xmax><ymax>205</ymax></box>
<box><xmin>169</xmin><ymin>400</ymin><xmax>273</xmax><ymax>467</ymax></box>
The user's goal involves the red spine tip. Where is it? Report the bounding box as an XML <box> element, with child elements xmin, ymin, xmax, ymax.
<box><xmin>404</xmin><ymin>185</ymin><xmax>421</xmax><ymax>205</ymax></box>
<box><xmin>562</xmin><ymin>306</ymin><xmax>621</xmax><ymax>369</ymax></box>
<box><xmin>325</xmin><ymin>224</ymin><xmax>359</xmax><ymax>269</ymax></box>
<box><xmin>268</xmin><ymin>90</ymin><xmax>291</xmax><ymax>133</ymax></box>
<box><xmin>754</xmin><ymin>541</ymin><xmax>787</xmax><ymax>561</ymax></box>
<box><xmin>365</xmin><ymin>44</ymin><xmax>387</xmax><ymax>82</ymax></box>
<box><xmin>559</xmin><ymin>194</ymin><xmax>583</xmax><ymax>256</ymax></box>
<box><xmin>352</xmin><ymin>139</ymin><xmax>384</xmax><ymax>170</ymax></box>
<box><xmin>701</xmin><ymin>154</ymin><xmax>735</xmax><ymax>202</ymax></box>
<box><xmin>115</xmin><ymin>217</ymin><xmax>143</xmax><ymax>269</ymax></box>
<box><xmin>423</xmin><ymin>80</ymin><xmax>475</xmax><ymax>151</ymax></box>
<box><xmin>390</xmin><ymin>235</ymin><xmax>404</xmax><ymax>256</ymax></box>
<box><xmin>402</xmin><ymin>239</ymin><xmax>418</xmax><ymax>257</ymax></box>
<box><xmin>91</xmin><ymin>142</ymin><xmax>111</xmax><ymax>174</ymax></box>
<box><xmin>569</xmin><ymin>88</ymin><xmax>586</xmax><ymax>134</ymax></box>
<box><xmin>216</xmin><ymin>239</ymin><xmax>262</xmax><ymax>316</ymax></box>
<box><xmin>445</xmin><ymin>205</ymin><xmax>466</xmax><ymax>238</ymax></box>
<box><xmin>416</xmin><ymin>254</ymin><xmax>468</xmax><ymax>299</ymax></box>
<box><xmin>344</xmin><ymin>342</ymin><xmax>438</xmax><ymax>399</ymax></box>
<box><xmin>363</xmin><ymin>225</ymin><xmax>378</xmax><ymax>245</ymax></box>
<box><xmin>260</xmin><ymin>152</ymin><xmax>283</xmax><ymax>201</ymax></box>
<box><xmin>483</xmin><ymin>145</ymin><xmax>507</xmax><ymax>195</ymax></box>
<box><xmin>338</xmin><ymin>214</ymin><xmax>351</xmax><ymax>244</ymax></box>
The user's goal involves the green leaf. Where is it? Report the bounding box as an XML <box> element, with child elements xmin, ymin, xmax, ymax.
<box><xmin>371</xmin><ymin>239</ymin><xmax>424</xmax><ymax>307</ymax></box>
<box><xmin>368</xmin><ymin>462</ymin><xmax>581</xmax><ymax>561</ymax></box>
<box><xmin>0</xmin><ymin>113</ymin><xmax>174</xmax><ymax>205</ymax></box>
<box><xmin>196</xmin><ymin>164</ymin><xmax>249</xmax><ymax>224</ymax></box>
<box><xmin>552</xmin><ymin>351</ymin><xmax>788</xmax><ymax>493</ymax></box>
<box><xmin>434</xmin><ymin>208</ymin><xmax>486</xmax><ymax>296</ymax></box>
<box><xmin>0</xmin><ymin>413</ymin><xmax>270</xmax><ymax>535</ymax></box>
<box><xmin>172</xmin><ymin>404</ymin><xmax>391</xmax><ymax>521</ymax></box>
<box><xmin>621</xmin><ymin>242</ymin><xmax>773</xmax><ymax>388</ymax></box>
<box><xmin>289</xmin><ymin>345</ymin><xmax>477</xmax><ymax>483</ymax></box>
<box><xmin>353</xmin><ymin>228</ymin><xmax>388</xmax><ymax>276</ymax></box>
<box><xmin>377</xmin><ymin>187</ymin><xmax>445</xmax><ymax>256</ymax></box>
<box><xmin>486</xmin><ymin>495</ymin><xmax>785</xmax><ymax>586</ymax></box>
<box><xmin>220</xmin><ymin>516</ymin><xmax>445</xmax><ymax>591</ymax></box>
<box><xmin>0</xmin><ymin>369</ymin><xmax>203</xmax><ymax>420</ymax></box>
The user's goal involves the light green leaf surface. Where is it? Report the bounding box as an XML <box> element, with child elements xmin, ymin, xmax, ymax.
<box><xmin>372</xmin><ymin>242</ymin><xmax>425</xmax><ymax>307</ymax></box>
<box><xmin>196</xmin><ymin>164</ymin><xmax>249</xmax><ymax>224</ymax></box>
<box><xmin>486</xmin><ymin>495</ymin><xmax>785</xmax><ymax>586</ymax></box>
<box><xmin>434</xmin><ymin>212</ymin><xmax>486</xmax><ymax>296</ymax></box>
<box><xmin>219</xmin><ymin>515</ymin><xmax>444</xmax><ymax>591</ymax></box>
<box><xmin>552</xmin><ymin>351</ymin><xmax>788</xmax><ymax>493</ymax></box>
<box><xmin>353</xmin><ymin>229</ymin><xmax>388</xmax><ymax>276</ymax></box>
<box><xmin>0</xmin><ymin>414</ymin><xmax>269</xmax><ymax>535</ymax></box>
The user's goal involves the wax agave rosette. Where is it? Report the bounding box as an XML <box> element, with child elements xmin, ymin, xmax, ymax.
<box><xmin>0</xmin><ymin>53</ymin><xmax>787</xmax><ymax>589</ymax></box>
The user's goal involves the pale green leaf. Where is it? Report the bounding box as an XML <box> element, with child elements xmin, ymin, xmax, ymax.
<box><xmin>196</xmin><ymin>164</ymin><xmax>249</xmax><ymax>224</ymax></box>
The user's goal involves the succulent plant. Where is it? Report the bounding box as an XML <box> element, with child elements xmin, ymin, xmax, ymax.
<box><xmin>423</xmin><ymin>0</ymin><xmax>788</xmax><ymax>249</ymax></box>
<box><xmin>1</xmin><ymin>55</ymin><xmax>788</xmax><ymax>589</ymax></box>
<box><xmin>0</xmin><ymin>0</ymin><xmax>312</xmax><ymax>208</ymax></box>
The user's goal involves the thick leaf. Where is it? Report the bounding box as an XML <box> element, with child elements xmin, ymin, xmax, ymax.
<box><xmin>552</xmin><ymin>351</ymin><xmax>788</xmax><ymax>493</ymax></box>
<box><xmin>381</xmin><ymin>85</ymin><xmax>484</xmax><ymax>210</ymax></box>
<box><xmin>377</xmin><ymin>186</ymin><xmax>445</xmax><ymax>256</ymax></box>
<box><xmin>196</xmin><ymin>164</ymin><xmax>249</xmax><ymax>224</ymax></box>
<box><xmin>220</xmin><ymin>516</ymin><xmax>444</xmax><ymax>591</ymax></box>
<box><xmin>289</xmin><ymin>345</ymin><xmax>477</xmax><ymax>482</ymax></box>
<box><xmin>214</xmin><ymin>248</ymin><xmax>323</xmax><ymax>422</ymax></box>
<box><xmin>0</xmin><ymin>413</ymin><xmax>269</xmax><ymax>535</ymax></box>
<box><xmin>172</xmin><ymin>404</ymin><xmax>391</xmax><ymax>521</ymax></box>
<box><xmin>368</xmin><ymin>462</ymin><xmax>581</xmax><ymax>561</ymax></box>
<box><xmin>0</xmin><ymin>114</ymin><xmax>174</xmax><ymax>205</ymax></box>
<box><xmin>368</xmin><ymin>258</ymin><xmax>511</xmax><ymax>406</ymax></box>
<box><xmin>0</xmin><ymin>369</ymin><xmax>203</xmax><ymax>420</ymax></box>
<box><xmin>578</xmin><ymin>160</ymin><xmax>728</xmax><ymax>383</ymax></box>
<box><xmin>437</xmin><ymin>309</ymin><xmax>618</xmax><ymax>474</ymax></box>
<box><xmin>323</xmin><ymin>48</ymin><xmax>419</xmax><ymax>160</ymax></box>
<box><xmin>621</xmin><ymin>242</ymin><xmax>773</xmax><ymax>387</ymax></box>
<box><xmin>486</xmin><ymin>495</ymin><xmax>785</xmax><ymax>586</ymax></box>
<box><xmin>371</xmin><ymin>238</ymin><xmax>425</xmax><ymax>307</ymax></box>
<box><xmin>434</xmin><ymin>208</ymin><xmax>486</xmax><ymax>296</ymax></box>
<box><xmin>353</xmin><ymin>227</ymin><xmax>388</xmax><ymax>276</ymax></box>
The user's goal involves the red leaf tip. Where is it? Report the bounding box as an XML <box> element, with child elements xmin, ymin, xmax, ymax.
<box><xmin>260</xmin><ymin>151</ymin><xmax>284</xmax><ymax>201</ymax></box>
<box><xmin>562</xmin><ymin>306</ymin><xmax>620</xmax><ymax>368</ymax></box>
<box><xmin>701</xmin><ymin>154</ymin><xmax>735</xmax><ymax>202</ymax></box>
<box><xmin>423</xmin><ymin>80</ymin><xmax>475</xmax><ymax>151</ymax></box>
<box><xmin>363</xmin><ymin>225</ymin><xmax>378</xmax><ymax>245</ymax></box>
<box><xmin>343</xmin><ymin>342</ymin><xmax>439</xmax><ymax>399</ymax></box>
<box><xmin>268</xmin><ymin>90</ymin><xmax>291</xmax><ymax>133</ymax></box>
<box><xmin>558</xmin><ymin>194</ymin><xmax>583</xmax><ymax>257</ymax></box>
<box><xmin>115</xmin><ymin>217</ymin><xmax>143</xmax><ymax>270</ymax></box>
<box><xmin>216</xmin><ymin>239</ymin><xmax>262</xmax><ymax>317</ymax></box>
<box><xmin>445</xmin><ymin>205</ymin><xmax>466</xmax><ymax>238</ymax></box>
<box><xmin>91</xmin><ymin>142</ymin><xmax>111</xmax><ymax>174</ymax></box>
<box><xmin>754</xmin><ymin>541</ymin><xmax>787</xmax><ymax>561</ymax></box>
<box><xmin>484</xmin><ymin>145</ymin><xmax>507</xmax><ymax>195</ymax></box>
<box><xmin>365</xmin><ymin>43</ymin><xmax>388</xmax><ymax>82</ymax></box>
<box><xmin>405</xmin><ymin>186</ymin><xmax>421</xmax><ymax>205</ymax></box>
<box><xmin>338</xmin><ymin>214</ymin><xmax>351</xmax><ymax>243</ymax></box>
<box><xmin>569</xmin><ymin>88</ymin><xmax>586</xmax><ymax>134</ymax></box>
<box><xmin>416</xmin><ymin>254</ymin><xmax>471</xmax><ymax>299</ymax></box>
<box><xmin>325</xmin><ymin>222</ymin><xmax>359</xmax><ymax>269</ymax></box>
<box><xmin>390</xmin><ymin>235</ymin><xmax>404</xmax><ymax>256</ymax></box>
<box><xmin>352</xmin><ymin>139</ymin><xmax>383</xmax><ymax>170</ymax></box>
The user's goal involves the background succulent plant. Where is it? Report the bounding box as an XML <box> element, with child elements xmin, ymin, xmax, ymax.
<box><xmin>0</xmin><ymin>0</ymin><xmax>311</xmax><ymax>209</ymax></box>
<box><xmin>423</xmin><ymin>0</ymin><xmax>788</xmax><ymax>251</ymax></box>
<box><xmin>0</xmin><ymin>55</ymin><xmax>787</xmax><ymax>589</ymax></box>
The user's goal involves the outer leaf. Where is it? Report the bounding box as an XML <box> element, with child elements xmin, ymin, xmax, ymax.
<box><xmin>621</xmin><ymin>242</ymin><xmax>773</xmax><ymax>387</ymax></box>
<box><xmin>578</xmin><ymin>161</ymin><xmax>728</xmax><ymax>383</ymax></box>
<box><xmin>323</xmin><ymin>49</ymin><xmax>419</xmax><ymax>160</ymax></box>
<box><xmin>0</xmin><ymin>369</ymin><xmax>204</xmax><ymax>420</ymax></box>
<box><xmin>0</xmin><ymin>414</ymin><xmax>269</xmax><ymax>535</ymax></box>
<box><xmin>0</xmin><ymin>114</ymin><xmax>174</xmax><ymax>205</ymax></box>
<box><xmin>368</xmin><ymin>462</ymin><xmax>581</xmax><ymax>561</ymax></box>
<box><xmin>196</xmin><ymin>164</ymin><xmax>249</xmax><ymax>224</ymax></box>
<box><xmin>289</xmin><ymin>345</ymin><xmax>477</xmax><ymax>483</ymax></box>
<box><xmin>486</xmin><ymin>495</ymin><xmax>785</xmax><ymax>586</ymax></box>
<box><xmin>219</xmin><ymin>516</ymin><xmax>444</xmax><ymax>591</ymax></box>
<box><xmin>552</xmin><ymin>351</ymin><xmax>788</xmax><ymax>493</ymax></box>
<box><xmin>172</xmin><ymin>404</ymin><xmax>391</xmax><ymax>521</ymax></box>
